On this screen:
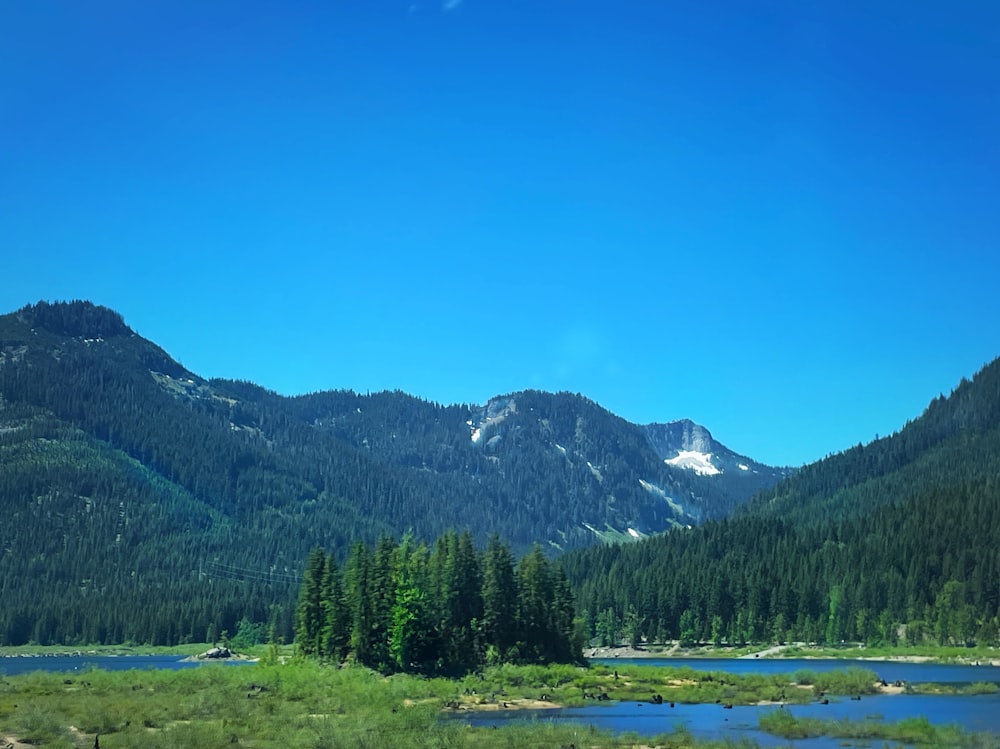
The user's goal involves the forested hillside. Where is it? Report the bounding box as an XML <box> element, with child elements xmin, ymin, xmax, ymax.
<box><xmin>0</xmin><ymin>300</ymin><xmax>781</xmax><ymax>646</ymax></box>
<box><xmin>562</xmin><ymin>357</ymin><xmax>1000</xmax><ymax>648</ymax></box>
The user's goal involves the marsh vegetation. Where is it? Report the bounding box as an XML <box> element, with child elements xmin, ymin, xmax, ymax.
<box><xmin>5</xmin><ymin>658</ymin><xmax>992</xmax><ymax>748</ymax></box>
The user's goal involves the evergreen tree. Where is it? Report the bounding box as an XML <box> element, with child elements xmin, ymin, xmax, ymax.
<box><xmin>320</xmin><ymin>553</ymin><xmax>351</xmax><ymax>662</ymax></box>
<box><xmin>294</xmin><ymin>548</ymin><xmax>327</xmax><ymax>655</ymax></box>
<box><xmin>482</xmin><ymin>534</ymin><xmax>518</xmax><ymax>659</ymax></box>
<box><xmin>343</xmin><ymin>542</ymin><xmax>373</xmax><ymax>666</ymax></box>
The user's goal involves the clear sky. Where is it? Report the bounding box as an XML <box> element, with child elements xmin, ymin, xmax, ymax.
<box><xmin>2</xmin><ymin>1</ymin><xmax>998</xmax><ymax>467</ymax></box>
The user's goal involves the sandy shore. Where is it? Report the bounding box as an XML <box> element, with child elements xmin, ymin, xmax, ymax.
<box><xmin>453</xmin><ymin>698</ymin><xmax>562</xmax><ymax>711</ymax></box>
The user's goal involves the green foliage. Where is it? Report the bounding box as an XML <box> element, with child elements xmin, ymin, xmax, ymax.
<box><xmin>229</xmin><ymin>617</ymin><xmax>267</xmax><ymax>651</ymax></box>
<box><xmin>563</xmin><ymin>354</ymin><xmax>1000</xmax><ymax>649</ymax></box>
<box><xmin>298</xmin><ymin>534</ymin><xmax>582</xmax><ymax>674</ymax></box>
<box><xmin>759</xmin><ymin>710</ymin><xmax>994</xmax><ymax>748</ymax></box>
<box><xmin>5</xmin><ymin>298</ymin><xmax>1000</xmax><ymax>662</ymax></box>
<box><xmin>0</xmin><ymin>300</ymin><xmax>787</xmax><ymax>648</ymax></box>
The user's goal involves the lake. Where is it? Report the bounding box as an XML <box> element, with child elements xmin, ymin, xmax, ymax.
<box><xmin>456</xmin><ymin>658</ymin><xmax>1000</xmax><ymax>748</ymax></box>
<box><xmin>0</xmin><ymin>654</ymin><xmax>254</xmax><ymax>677</ymax></box>
<box><xmin>5</xmin><ymin>654</ymin><xmax>998</xmax><ymax>747</ymax></box>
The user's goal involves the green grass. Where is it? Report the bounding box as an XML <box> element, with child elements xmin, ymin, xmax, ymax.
<box><xmin>909</xmin><ymin>681</ymin><xmax>1000</xmax><ymax>696</ymax></box>
<box><xmin>776</xmin><ymin>642</ymin><xmax>999</xmax><ymax>663</ymax></box>
<box><xmin>0</xmin><ymin>659</ymin><xmax>991</xmax><ymax>748</ymax></box>
<box><xmin>758</xmin><ymin>710</ymin><xmax>1000</xmax><ymax>748</ymax></box>
<box><xmin>0</xmin><ymin>642</ymin><xmax>216</xmax><ymax>657</ymax></box>
<box><xmin>0</xmin><ymin>658</ymin><xmax>767</xmax><ymax>749</ymax></box>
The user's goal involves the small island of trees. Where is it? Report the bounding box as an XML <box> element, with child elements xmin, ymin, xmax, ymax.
<box><xmin>295</xmin><ymin>531</ymin><xmax>583</xmax><ymax>674</ymax></box>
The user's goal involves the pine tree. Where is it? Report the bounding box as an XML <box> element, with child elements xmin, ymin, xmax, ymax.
<box><xmin>344</xmin><ymin>542</ymin><xmax>373</xmax><ymax>666</ymax></box>
<box><xmin>482</xmin><ymin>534</ymin><xmax>517</xmax><ymax>660</ymax></box>
<box><xmin>295</xmin><ymin>548</ymin><xmax>327</xmax><ymax>656</ymax></box>
<box><xmin>320</xmin><ymin>553</ymin><xmax>351</xmax><ymax>662</ymax></box>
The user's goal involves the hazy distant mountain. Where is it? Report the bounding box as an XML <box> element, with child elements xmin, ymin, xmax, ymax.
<box><xmin>643</xmin><ymin>418</ymin><xmax>786</xmax><ymax>501</ymax></box>
<box><xmin>0</xmin><ymin>300</ymin><xmax>788</xmax><ymax>645</ymax></box>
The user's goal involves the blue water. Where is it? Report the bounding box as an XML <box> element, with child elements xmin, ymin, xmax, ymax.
<box><xmin>455</xmin><ymin>658</ymin><xmax>1000</xmax><ymax>748</ymax></box>
<box><xmin>461</xmin><ymin>693</ymin><xmax>1000</xmax><ymax>749</ymax></box>
<box><xmin>0</xmin><ymin>654</ymin><xmax>254</xmax><ymax>676</ymax></box>
<box><xmin>593</xmin><ymin>656</ymin><xmax>1000</xmax><ymax>684</ymax></box>
<box><xmin>6</xmin><ymin>655</ymin><xmax>998</xmax><ymax>747</ymax></box>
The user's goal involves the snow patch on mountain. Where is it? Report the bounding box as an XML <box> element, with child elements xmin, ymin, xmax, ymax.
<box><xmin>587</xmin><ymin>461</ymin><xmax>603</xmax><ymax>481</ymax></box>
<box><xmin>469</xmin><ymin>396</ymin><xmax>517</xmax><ymax>444</ymax></box>
<box><xmin>665</xmin><ymin>450</ymin><xmax>721</xmax><ymax>476</ymax></box>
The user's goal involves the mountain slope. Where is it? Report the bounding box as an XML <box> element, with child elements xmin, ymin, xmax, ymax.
<box><xmin>644</xmin><ymin>419</ymin><xmax>785</xmax><ymax>509</ymax></box>
<box><xmin>0</xmin><ymin>300</ymin><xmax>785</xmax><ymax>645</ymax></box>
<box><xmin>561</xmin><ymin>356</ymin><xmax>1000</xmax><ymax>647</ymax></box>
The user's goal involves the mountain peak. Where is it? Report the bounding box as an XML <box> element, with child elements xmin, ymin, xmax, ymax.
<box><xmin>643</xmin><ymin>419</ymin><xmax>715</xmax><ymax>456</ymax></box>
<box><xmin>17</xmin><ymin>300</ymin><xmax>132</xmax><ymax>339</ymax></box>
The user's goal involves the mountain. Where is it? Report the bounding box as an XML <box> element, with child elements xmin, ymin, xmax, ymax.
<box><xmin>561</xmin><ymin>355</ymin><xmax>1000</xmax><ymax>648</ymax></box>
<box><xmin>289</xmin><ymin>389</ymin><xmax>791</xmax><ymax>541</ymax></box>
<box><xmin>643</xmin><ymin>419</ymin><xmax>782</xmax><ymax>505</ymax></box>
<box><xmin>0</xmin><ymin>300</ymin><xmax>786</xmax><ymax>645</ymax></box>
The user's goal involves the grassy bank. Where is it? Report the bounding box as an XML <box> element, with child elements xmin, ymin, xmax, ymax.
<box><xmin>772</xmin><ymin>643</ymin><xmax>1000</xmax><ymax>663</ymax></box>
<box><xmin>759</xmin><ymin>710</ymin><xmax>1000</xmax><ymax>748</ymax></box>
<box><xmin>909</xmin><ymin>681</ymin><xmax>999</xmax><ymax>696</ymax></box>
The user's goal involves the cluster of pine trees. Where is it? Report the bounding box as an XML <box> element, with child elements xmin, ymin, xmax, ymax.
<box><xmin>294</xmin><ymin>531</ymin><xmax>583</xmax><ymax>674</ymax></box>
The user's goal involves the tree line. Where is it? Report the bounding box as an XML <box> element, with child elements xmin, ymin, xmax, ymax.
<box><xmin>295</xmin><ymin>531</ymin><xmax>583</xmax><ymax>673</ymax></box>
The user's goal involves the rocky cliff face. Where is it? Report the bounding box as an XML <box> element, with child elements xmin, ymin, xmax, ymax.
<box><xmin>643</xmin><ymin>419</ymin><xmax>792</xmax><ymax>488</ymax></box>
<box><xmin>644</xmin><ymin>419</ymin><xmax>715</xmax><ymax>457</ymax></box>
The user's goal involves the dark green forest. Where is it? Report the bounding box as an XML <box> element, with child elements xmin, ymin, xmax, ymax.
<box><xmin>2</xmin><ymin>299</ymin><xmax>998</xmax><ymax>655</ymax></box>
<box><xmin>294</xmin><ymin>532</ymin><xmax>581</xmax><ymax>673</ymax></box>
<box><xmin>562</xmin><ymin>358</ymin><xmax>1000</xmax><ymax>648</ymax></box>
<box><xmin>0</xmin><ymin>300</ymin><xmax>775</xmax><ymax>646</ymax></box>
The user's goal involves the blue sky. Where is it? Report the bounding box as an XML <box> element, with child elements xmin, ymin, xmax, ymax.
<box><xmin>2</xmin><ymin>1</ymin><xmax>998</xmax><ymax>466</ymax></box>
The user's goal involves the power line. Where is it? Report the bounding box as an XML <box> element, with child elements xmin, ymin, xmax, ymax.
<box><xmin>202</xmin><ymin>559</ymin><xmax>301</xmax><ymax>585</ymax></box>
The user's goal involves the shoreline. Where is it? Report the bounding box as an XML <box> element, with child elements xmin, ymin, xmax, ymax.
<box><xmin>586</xmin><ymin>644</ymin><xmax>1000</xmax><ymax>666</ymax></box>
<box><xmin>0</xmin><ymin>646</ymin><xmax>258</xmax><ymax>663</ymax></box>
<box><xmin>4</xmin><ymin>643</ymin><xmax>997</xmax><ymax>667</ymax></box>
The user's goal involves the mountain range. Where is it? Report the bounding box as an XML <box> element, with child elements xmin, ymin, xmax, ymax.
<box><xmin>0</xmin><ymin>300</ymin><xmax>788</xmax><ymax>645</ymax></box>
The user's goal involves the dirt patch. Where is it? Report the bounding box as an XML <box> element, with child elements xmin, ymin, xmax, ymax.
<box><xmin>445</xmin><ymin>697</ymin><xmax>561</xmax><ymax>712</ymax></box>
<box><xmin>873</xmin><ymin>683</ymin><xmax>906</xmax><ymax>695</ymax></box>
